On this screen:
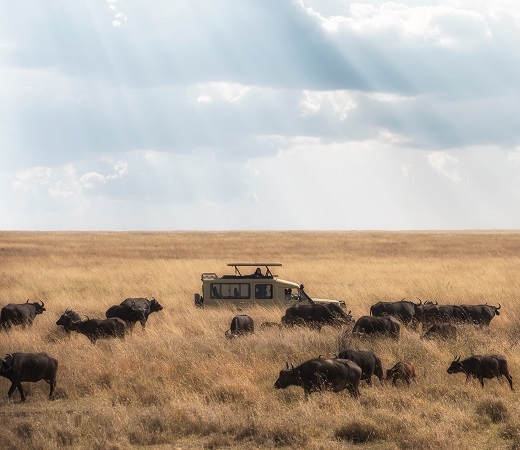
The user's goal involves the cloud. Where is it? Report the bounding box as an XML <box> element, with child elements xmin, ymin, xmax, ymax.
<box><xmin>428</xmin><ymin>151</ymin><xmax>462</xmax><ymax>183</ymax></box>
<box><xmin>13</xmin><ymin>159</ymin><xmax>128</xmax><ymax>199</ymax></box>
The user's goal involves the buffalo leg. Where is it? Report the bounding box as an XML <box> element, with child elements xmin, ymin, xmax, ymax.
<box><xmin>347</xmin><ymin>381</ymin><xmax>360</xmax><ymax>398</ymax></box>
<box><xmin>17</xmin><ymin>383</ymin><xmax>26</xmax><ymax>402</ymax></box>
<box><xmin>7</xmin><ymin>382</ymin><xmax>17</xmax><ymax>399</ymax></box>
<box><xmin>50</xmin><ymin>383</ymin><xmax>56</xmax><ymax>400</ymax></box>
<box><xmin>479</xmin><ymin>377</ymin><xmax>485</xmax><ymax>388</ymax></box>
<box><xmin>505</xmin><ymin>374</ymin><xmax>513</xmax><ymax>390</ymax></box>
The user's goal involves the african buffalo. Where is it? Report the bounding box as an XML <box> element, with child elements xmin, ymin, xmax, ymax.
<box><xmin>370</xmin><ymin>298</ymin><xmax>424</xmax><ymax>326</ymax></box>
<box><xmin>56</xmin><ymin>311</ymin><xmax>126</xmax><ymax>343</ymax></box>
<box><xmin>386</xmin><ymin>361</ymin><xmax>416</xmax><ymax>385</ymax></box>
<box><xmin>352</xmin><ymin>316</ymin><xmax>400</xmax><ymax>339</ymax></box>
<box><xmin>281</xmin><ymin>303</ymin><xmax>354</xmax><ymax>331</ymax></box>
<box><xmin>106</xmin><ymin>304</ymin><xmax>147</xmax><ymax>330</ymax></box>
<box><xmin>459</xmin><ymin>304</ymin><xmax>501</xmax><ymax>326</ymax></box>
<box><xmin>274</xmin><ymin>357</ymin><xmax>362</xmax><ymax>399</ymax></box>
<box><xmin>0</xmin><ymin>352</ymin><xmax>58</xmax><ymax>402</ymax></box>
<box><xmin>0</xmin><ymin>300</ymin><xmax>46</xmax><ymax>330</ymax></box>
<box><xmin>422</xmin><ymin>323</ymin><xmax>457</xmax><ymax>340</ymax></box>
<box><xmin>225</xmin><ymin>314</ymin><xmax>254</xmax><ymax>338</ymax></box>
<box><xmin>56</xmin><ymin>309</ymin><xmax>82</xmax><ymax>334</ymax></box>
<box><xmin>447</xmin><ymin>355</ymin><xmax>513</xmax><ymax>390</ymax></box>
<box><xmin>336</xmin><ymin>349</ymin><xmax>384</xmax><ymax>385</ymax></box>
<box><xmin>422</xmin><ymin>304</ymin><xmax>468</xmax><ymax>326</ymax></box>
<box><xmin>119</xmin><ymin>297</ymin><xmax>163</xmax><ymax>328</ymax></box>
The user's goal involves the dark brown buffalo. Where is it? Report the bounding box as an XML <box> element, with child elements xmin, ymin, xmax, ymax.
<box><xmin>336</xmin><ymin>349</ymin><xmax>384</xmax><ymax>385</ymax></box>
<box><xmin>0</xmin><ymin>300</ymin><xmax>46</xmax><ymax>330</ymax></box>
<box><xmin>106</xmin><ymin>304</ymin><xmax>147</xmax><ymax>330</ymax></box>
<box><xmin>352</xmin><ymin>316</ymin><xmax>400</xmax><ymax>339</ymax></box>
<box><xmin>274</xmin><ymin>357</ymin><xmax>362</xmax><ymax>399</ymax></box>
<box><xmin>0</xmin><ymin>352</ymin><xmax>58</xmax><ymax>402</ymax></box>
<box><xmin>370</xmin><ymin>298</ymin><xmax>424</xmax><ymax>325</ymax></box>
<box><xmin>386</xmin><ymin>361</ymin><xmax>416</xmax><ymax>385</ymax></box>
<box><xmin>119</xmin><ymin>297</ymin><xmax>163</xmax><ymax>328</ymax></box>
<box><xmin>447</xmin><ymin>355</ymin><xmax>513</xmax><ymax>389</ymax></box>
<box><xmin>225</xmin><ymin>314</ymin><xmax>254</xmax><ymax>338</ymax></box>
<box><xmin>459</xmin><ymin>304</ymin><xmax>501</xmax><ymax>326</ymax></box>
<box><xmin>56</xmin><ymin>309</ymin><xmax>82</xmax><ymax>334</ymax></box>
<box><xmin>422</xmin><ymin>303</ymin><xmax>469</xmax><ymax>326</ymax></box>
<box><xmin>281</xmin><ymin>304</ymin><xmax>354</xmax><ymax>331</ymax></box>
<box><xmin>56</xmin><ymin>311</ymin><xmax>126</xmax><ymax>343</ymax></box>
<box><xmin>422</xmin><ymin>323</ymin><xmax>457</xmax><ymax>340</ymax></box>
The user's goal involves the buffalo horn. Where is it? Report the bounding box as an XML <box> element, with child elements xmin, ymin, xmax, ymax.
<box><xmin>416</xmin><ymin>298</ymin><xmax>422</xmax><ymax>305</ymax></box>
<box><xmin>497</xmin><ymin>303</ymin><xmax>501</xmax><ymax>310</ymax></box>
<box><xmin>26</xmin><ymin>299</ymin><xmax>29</xmax><ymax>303</ymax></box>
<box><xmin>285</xmin><ymin>362</ymin><xmax>290</xmax><ymax>370</ymax></box>
<box><xmin>39</xmin><ymin>300</ymin><xmax>44</xmax><ymax>307</ymax></box>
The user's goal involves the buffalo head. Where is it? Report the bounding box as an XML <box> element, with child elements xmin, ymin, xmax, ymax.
<box><xmin>56</xmin><ymin>310</ymin><xmax>81</xmax><ymax>330</ymax></box>
<box><xmin>274</xmin><ymin>362</ymin><xmax>296</xmax><ymax>389</ymax></box>
<box><xmin>149</xmin><ymin>298</ymin><xmax>164</xmax><ymax>313</ymax></box>
<box><xmin>33</xmin><ymin>300</ymin><xmax>46</xmax><ymax>314</ymax></box>
<box><xmin>0</xmin><ymin>354</ymin><xmax>14</xmax><ymax>373</ymax></box>
<box><xmin>447</xmin><ymin>356</ymin><xmax>463</xmax><ymax>374</ymax></box>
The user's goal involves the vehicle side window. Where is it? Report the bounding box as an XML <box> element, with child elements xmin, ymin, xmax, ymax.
<box><xmin>255</xmin><ymin>284</ymin><xmax>273</xmax><ymax>300</ymax></box>
<box><xmin>211</xmin><ymin>283</ymin><xmax>250</xmax><ymax>299</ymax></box>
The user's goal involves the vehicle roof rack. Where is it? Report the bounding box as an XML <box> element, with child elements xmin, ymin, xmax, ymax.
<box><xmin>226</xmin><ymin>262</ymin><xmax>282</xmax><ymax>267</ymax></box>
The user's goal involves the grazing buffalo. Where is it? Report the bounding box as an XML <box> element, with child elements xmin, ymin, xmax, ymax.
<box><xmin>422</xmin><ymin>323</ymin><xmax>457</xmax><ymax>340</ymax></box>
<box><xmin>281</xmin><ymin>303</ymin><xmax>354</xmax><ymax>331</ymax></box>
<box><xmin>274</xmin><ymin>357</ymin><xmax>362</xmax><ymax>399</ymax></box>
<box><xmin>119</xmin><ymin>297</ymin><xmax>163</xmax><ymax>328</ymax></box>
<box><xmin>56</xmin><ymin>309</ymin><xmax>82</xmax><ymax>334</ymax></box>
<box><xmin>0</xmin><ymin>300</ymin><xmax>46</xmax><ymax>330</ymax></box>
<box><xmin>422</xmin><ymin>304</ymin><xmax>469</xmax><ymax>326</ymax></box>
<box><xmin>336</xmin><ymin>349</ymin><xmax>384</xmax><ymax>385</ymax></box>
<box><xmin>459</xmin><ymin>304</ymin><xmax>501</xmax><ymax>326</ymax></box>
<box><xmin>386</xmin><ymin>361</ymin><xmax>416</xmax><ymax>385</ymax></box>
<box><xmin>370</xmin><ymin>298</ymin><xmax>424</xmax><ymax>326</ymax></box>
<box><xmin>56</xmin><ymin>311</ymin><xmax>126</xmax><ymax>343</ymax></box>
<box><xmin>447</xmin><ymin>355</ymin><xmax>513</xmax><ymax>390</ymax></box>
<box><xmin>106</xmin><ymin>305</ymin><xmax>147</xmax><ymax>330</ymax></box>
<box><xmin>225</xmin><ymin>314</ymin><xmax>254</xmax><ymax>338</ymax></box>
<box><xmin>0</xmin><ymin>352</ymin><xmax>58</xmax><ymax>402</ymax></box>
<box><xmin>352</xmin><ymin>316</ymin><xmax>400</xmax><ymax>339</ymax></box>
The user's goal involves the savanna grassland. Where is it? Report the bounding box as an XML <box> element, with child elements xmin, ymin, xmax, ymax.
<box><xmin>1</xmin><ymin>231</ymin><xmax>520</xmax><ymax>450</ymax></box>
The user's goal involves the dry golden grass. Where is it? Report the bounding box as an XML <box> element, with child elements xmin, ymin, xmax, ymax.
<box><xmin>0</xmin><ymin>231</ymin><xmax>519</xmax><ymax>449</ymax></box>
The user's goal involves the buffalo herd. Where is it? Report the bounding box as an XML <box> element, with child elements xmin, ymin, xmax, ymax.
<box><xmin>0</xmin><ymin>294</ymin><xmax>513</xmax><ymax>403</ymax></box>
<box><xmin>0</xmin><ymin>297</ymin><xmax>163</xmax><ymax>401</ymax></box>
<box><xmin>228</xmin><ymin>298</ymin><xmax>512</xmax><ymax>399</ymax></box>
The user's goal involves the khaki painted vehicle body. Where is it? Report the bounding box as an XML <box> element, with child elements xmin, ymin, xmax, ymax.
<box><xmin>194</xmin><ymin>262</ymin><xmax>346</xmax><ymax>308</ymax></box>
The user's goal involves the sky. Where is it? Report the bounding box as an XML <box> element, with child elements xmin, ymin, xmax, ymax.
<box><xmin>1</xmin><ymin>0</ymin><xmax>520</xmax><ymax>230</ymax></box>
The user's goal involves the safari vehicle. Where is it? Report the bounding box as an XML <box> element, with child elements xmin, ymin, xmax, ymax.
<box><xmin>194</xmin><ymin>262</ymin><xmax>346</xmax><ymax>308</ymax></box>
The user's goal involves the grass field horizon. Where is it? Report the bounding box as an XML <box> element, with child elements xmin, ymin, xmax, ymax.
<box><xmin>0</xmin><ymin>231</ymin><xmax>519</xmax><ymax>449</ymax></box>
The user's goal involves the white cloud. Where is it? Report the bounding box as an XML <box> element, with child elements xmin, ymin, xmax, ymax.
<box><xmin>507</xmin><ymin>146</ymin><xmax>520</xmax><ymax>166</ymax></box>
<box><xmin>300</xmin><ymin>90</ymin><xmax>357</xmax><ymax>120</ymax></box>
<box><xmin>306</xmin><ymin>3</ymin><xmax>493</xmax><ymax>48</ymax></box>
<box><xmin>428</xmin><ymin>151</ymin><xmax>462</xmax><ymax>184</ymax></box>
<box><xmin>196</xmin><ymin>82</ymin><xmax>253</xmax><ymax>103</ymax></box>
<box><xmin>13</xmin><ymin>160</ymin><xmax>128</xmax><ymax>196</ymax></box>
